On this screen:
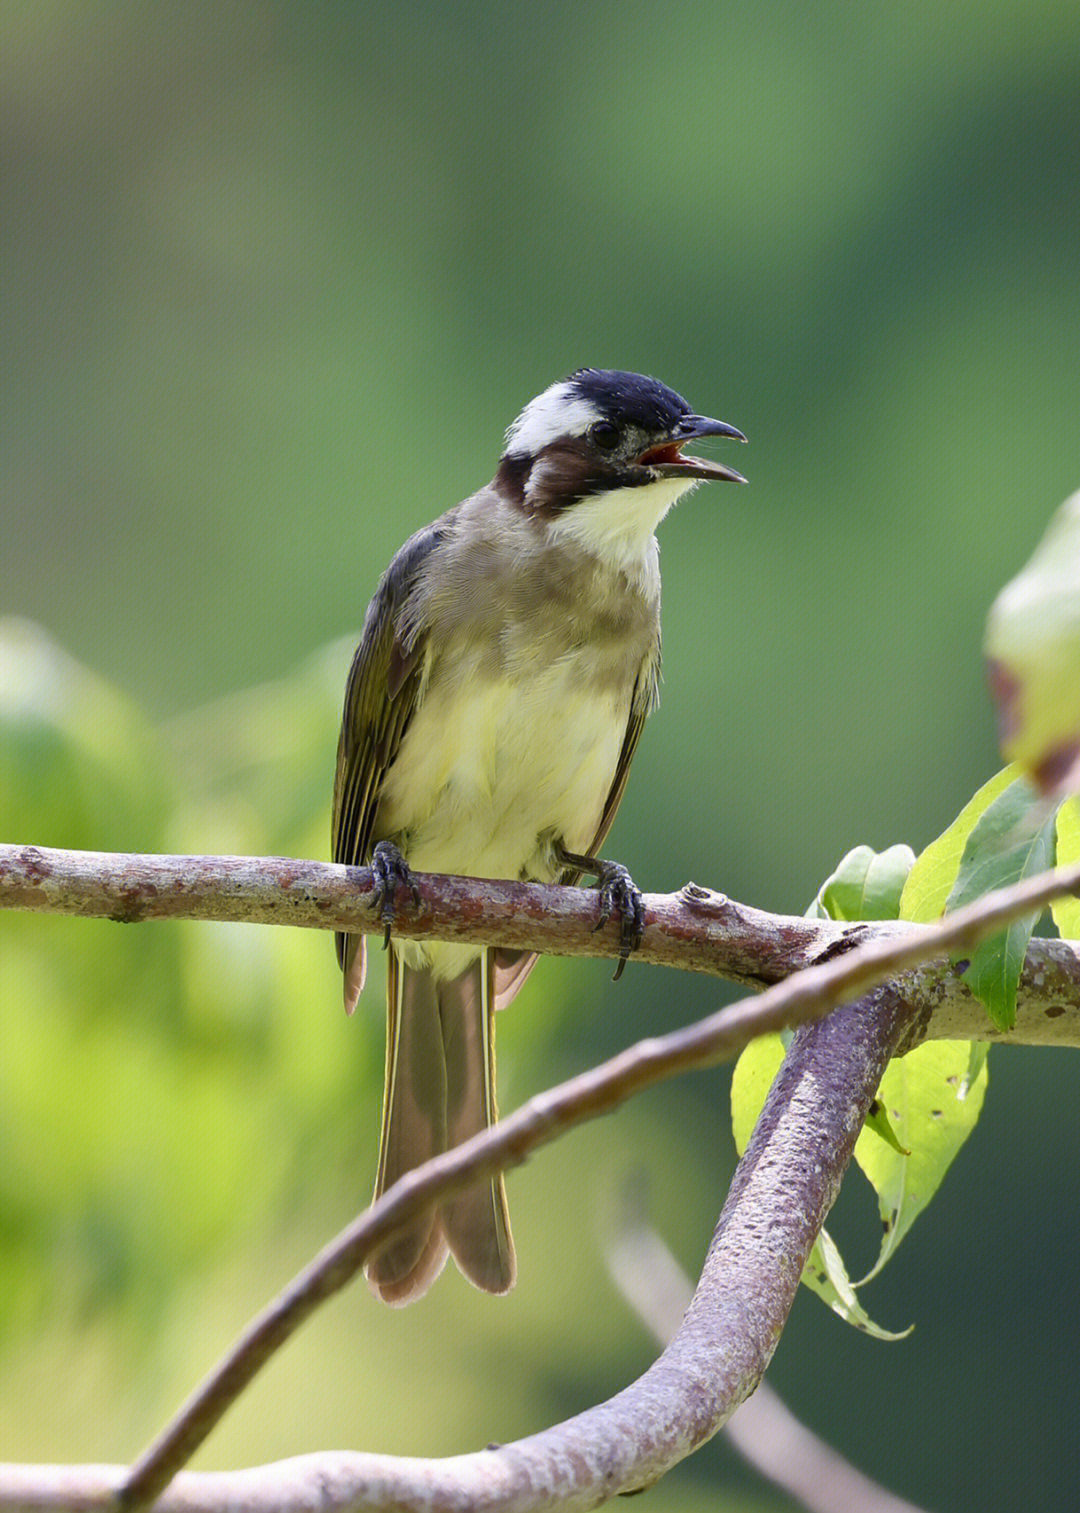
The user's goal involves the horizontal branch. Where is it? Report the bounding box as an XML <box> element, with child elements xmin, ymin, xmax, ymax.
<box><xmin>0</xmin><ymin>841</ymin><xmax>813</xmax><ymax>977</ymax></box>
<box><xmin>3</xmin><ymin>843</ymin><xmax>1080</xmax><ymax>1044</ymax></box>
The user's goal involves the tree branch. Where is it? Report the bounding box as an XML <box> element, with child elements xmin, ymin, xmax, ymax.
<box><xmin>4</xmin><ymin>848</ymin><xmax>1080</xmax><ymax>1508</ymax></box>
<box><xmin>1</xmin><ymin>984</ymin><xmax>919</xmax><ymax>1513</ymax></box>
<box><xmin>2</xmin><ymin>843</ymin><xmax>1080</xmax><ymax>1043</ymax></box>
<box><xmin>606</xmin><ymin>1190</ymin><xmax>930</xmax><ymax>1513</ymax></box>
<box><xmin>103</xmin><ymin>855</ymin><xmax>1080</xmax><ymax>1505</ymax></box>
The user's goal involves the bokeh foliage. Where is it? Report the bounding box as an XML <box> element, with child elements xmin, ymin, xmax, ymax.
<box><xmin>3</xmin><ymin>4</ymin><xmax>1080</xmax><ymax>1509</ymax></box>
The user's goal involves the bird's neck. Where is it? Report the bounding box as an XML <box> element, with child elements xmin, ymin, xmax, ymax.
<box><xmin>546</xmin><ymin>477</ymin><xmax>696</xmax><ymax>585</ymax></box>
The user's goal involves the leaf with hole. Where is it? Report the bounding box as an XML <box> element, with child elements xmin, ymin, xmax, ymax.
<box><xmin>853</xmin><ymin>1041</ymin><xmax>988</xmax><ymax>1283</ymax></box>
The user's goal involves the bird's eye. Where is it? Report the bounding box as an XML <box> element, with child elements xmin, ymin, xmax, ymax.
<box><xmin>589</xmin><ymin>419</ymin><xmax>620</xmax><ymax>450</ymax></box>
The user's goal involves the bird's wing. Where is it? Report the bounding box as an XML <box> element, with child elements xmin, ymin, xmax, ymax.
<box><xmin>333</xmin><ymin>521</ymin><xmax>446</xmax><ymax>1003</ymax></box>
<box><xmin>583</xmin><ymin>631</ymin><xmax>662</xmax><ymax>861</ymax></box>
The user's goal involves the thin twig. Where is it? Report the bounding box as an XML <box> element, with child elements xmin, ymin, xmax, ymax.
<box><xmin>109</xmin><ymin>857</ymin><xmax>1080</xmax><ymax>1508</ymax></box>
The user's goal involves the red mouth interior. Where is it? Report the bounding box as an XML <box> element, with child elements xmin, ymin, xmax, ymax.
<box><xmin>636</xmin><ymin>440</ymin><xmax>687</xmax><ymax>467</ymax></box>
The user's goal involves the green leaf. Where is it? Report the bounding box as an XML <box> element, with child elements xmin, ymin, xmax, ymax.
<box><xmin>802</xmin><ymin>1229</ymin><xmax>911</xmax><ymax>1341</ymax></box>
<box><xmin>899</xmin><ymin>766</ymin><xmax>1019</xmax><ymax>923</ymax></box>
<box><xmin>731</xmin><ymin>1034</ymin><xmax>910</xmax><ymax>1339</ymax></box>
<box><xmin>730</xmin><ymin>1033</ymin><xmax>786</xmax><ymax>1156</ymax></box>
<box><xmin>864</xmin><ymin>1098</ymin><xmax>908</xmax><ymax>1156</ymax></box>
<box><xmin>1051</xmin><ymin>798</ymin><xmax>1080</xmax><ymax>939</ymax></box>
<box><xmin>945</xmin><ymin>775</ymin><xmax>1058</xmax><ymax>1029</ymax></box>
<box><xmin>808</xmin><ymin>844</ymin><xmax>916</xmax><ymax>922</ymax></box>
<box><xmin>961</xmin><ymin>1042</ymin><xmax>990</xmax><ymax>1099</ymax></box>
<box><xmin>985</xmin><ymin>489</ymin><xmax>1080</xmax><ymax>794</ymax></box>
<box><xmin>730</xmin><ymin>818</ymin><xmax>996</xmax><ymax>1329</ymax></box>
<box><xmin>853</xmin><ymin>1041</ymin><xmax>989</xmax><ymax>1283</ymax></box>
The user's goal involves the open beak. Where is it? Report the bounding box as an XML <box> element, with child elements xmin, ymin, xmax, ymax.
<box><xmin>636</xmin><ymin>414</ymin><xmax>748</xmax><ymax>484</ymax></box>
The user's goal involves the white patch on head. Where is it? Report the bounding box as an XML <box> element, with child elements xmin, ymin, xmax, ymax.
<box><xmin>547</xmin><ymin>476</ymin><xmax>698</xmax><ymax>579</ymax></box>
<box><xmin>504</xmin><ymin>380</ymin><xmax>601</xmax><ymax>457</ymax></box>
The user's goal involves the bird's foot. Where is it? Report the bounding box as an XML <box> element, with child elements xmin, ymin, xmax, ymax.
<box><xmin>596</xmin><ymin>862</ymin><xmax>646</xmax><ymax>980</ymax></box>
<box><xmin>556</xmin><ymin>844</ymin><xmax>646</xmax><ymax>980</ymax></box>
<box><xmin>370</xmin><ymin>840</ymin><xmax>421</xmax><ymax>949</ymax></box>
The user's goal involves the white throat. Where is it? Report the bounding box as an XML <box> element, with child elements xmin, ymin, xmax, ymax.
<box><xmin>545</xmin><ymin>476</ymin><xmax>697</xmax><ymax>578</ymax></box>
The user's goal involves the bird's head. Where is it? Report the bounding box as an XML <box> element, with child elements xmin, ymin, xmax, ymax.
<box><xmin>495</xmin><ymin>369</ymin><xmax>746</xmax><ymax>571</ymax></box>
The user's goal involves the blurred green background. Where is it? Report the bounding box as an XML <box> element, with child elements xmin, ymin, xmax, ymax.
<box><xmin>2</xmin><ymin>3</ymin><xmax>1079</xmax><ymax>1508</ymax></box>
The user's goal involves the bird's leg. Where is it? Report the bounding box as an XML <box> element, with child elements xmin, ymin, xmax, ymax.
<box><xmin>370</xmin><ymin>840</ymin><xmax>422</xmax><ymax>949</ymax></box>
<box><xmin>555</xmin><ymin>842</ymin><xmax>646</xmax><ymax>981</ymax></box>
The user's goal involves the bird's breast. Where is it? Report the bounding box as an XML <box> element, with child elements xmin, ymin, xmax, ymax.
<box><xmin>375</xmin><ymin>637</ymin><xmax>642</xmax><ymax>885</ymax></box>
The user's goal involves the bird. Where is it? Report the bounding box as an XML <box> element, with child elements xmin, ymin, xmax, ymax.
<box><xmin>332</xmin><ymin>368</ymin><xmax>746</xmax><ymax>1304</ymax></box>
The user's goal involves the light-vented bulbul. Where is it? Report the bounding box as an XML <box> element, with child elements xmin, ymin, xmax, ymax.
<box><xmin>333</xmin><ymin>368</ymin><xmax>746</xmax><ymax>1304</ymax></box>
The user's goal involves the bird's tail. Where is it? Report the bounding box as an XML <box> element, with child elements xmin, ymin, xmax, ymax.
<box><xmin>365</xmin><ymin>950</ymin><xmax>516</xmax><ymax>1305</ymax></box>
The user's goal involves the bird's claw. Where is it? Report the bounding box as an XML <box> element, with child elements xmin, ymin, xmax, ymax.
<box><xmin>370</xmin><ymin>840</ymin><xmax>421</xmax><ymax>948</ymax></box>
<box><xmin>594</xmin><ymin>861</ymin><xmax>646</xmax><ymax>981</ymax></box>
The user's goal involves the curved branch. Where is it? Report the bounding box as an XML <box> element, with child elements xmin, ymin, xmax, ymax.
<box><xmin>1</xmin><ymin>985</ymin><xmax>918</xmax><ymax>1513</ymax></box>
<box><xmin>102</xmin><ymin>854</ymin><xmax>1080</xmax><ymax>1505</ymax></box>
<box><xmin>607</xmin><ymin>1193</ymin><xmax>928</xmax><ymax>1513</ymax></box>
<box><xmin>2</xmin><ymin>843</ymin><xmax>1080</xmax><ymax>1043</ymax></box>
<box><xmin>2</xmin><ymin>856</ymin><xmax>1078</xmax><ymax>1506</ymax></box>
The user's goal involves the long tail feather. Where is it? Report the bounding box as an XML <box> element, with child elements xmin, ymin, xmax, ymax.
<box><xmin>365</xmin><ymin>950</ymin><xmax>516</xmax><ymax>1304</ymax></box>
<box><xmin>365</xmin><ymin>953</ymin><xmax>449</xmax><ymax>1304</ymax></box>
<box><xmin>440</xmin><ymin>950</ymin><xmax>516</xmax><ymax>1294</ymax></box>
